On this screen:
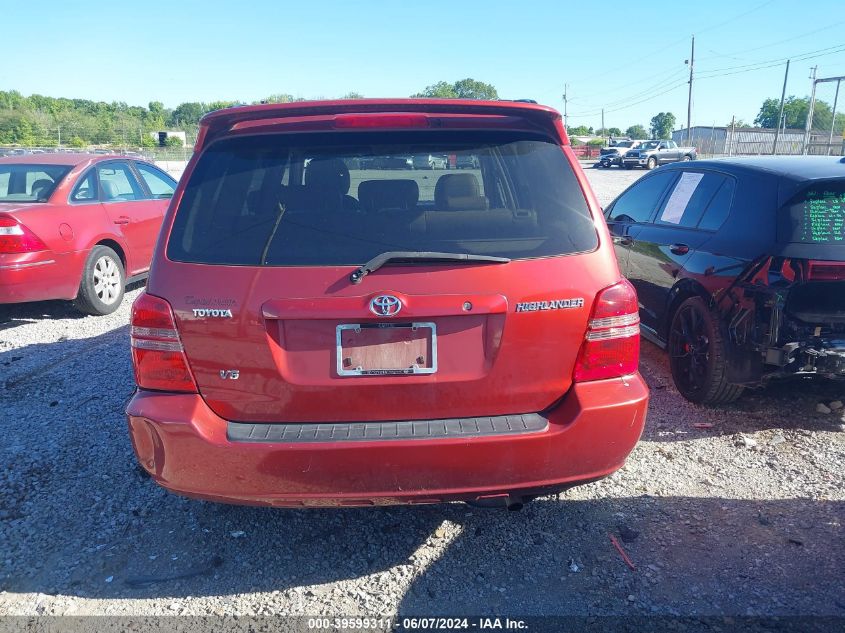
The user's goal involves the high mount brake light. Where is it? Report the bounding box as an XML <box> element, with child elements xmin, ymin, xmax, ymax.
<box><xmin>130</xmin><ymin>293</ymin><xmax>197</xmax><ymax>393</ymax></box>
<box><xmin>574</xmin><ymin>280</ymin><xmax>641</xmax><ymax>382</ymax></box>
<box><xmin>333</xmin><ymin>114</ymin><xmax>430</xmax><ymax>129</ymax></box>
<box><xmin>0</xmin><ymin>214</ymin><xmax>47</xmax><ymax>254</ymax></box>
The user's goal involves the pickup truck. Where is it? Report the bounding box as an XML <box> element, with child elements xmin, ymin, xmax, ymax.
<box><xmin>622</xmin><ymin>140</ymin><xmax>696</xmax><ymax>170</ymax></box>
<box><xmin>597</xmin><ymin>140</ymin><xmax>643</xmax><ymax>168</ymax></box>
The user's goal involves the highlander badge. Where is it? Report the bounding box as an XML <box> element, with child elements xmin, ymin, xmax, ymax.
<box><xmin>515</xmin><ymin>298</ymin><xmax>584</xmax><ymax>312</ymax></box>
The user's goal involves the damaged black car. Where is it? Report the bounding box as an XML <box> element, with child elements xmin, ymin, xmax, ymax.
<box><xmin>605</xmin><ymin>156</ymin><xmax>845</xmax><ymax>404</ymax></box>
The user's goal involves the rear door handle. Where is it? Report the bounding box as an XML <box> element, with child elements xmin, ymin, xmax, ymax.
<box><xmin>669</xmin><ymin>243</ymin><xmax>690</xmax><ymax>255</ymax></box>
<box><xmin>114</xmin><ymin>216</ymin><xmax>130</xmax><ymax>225</ymax></box>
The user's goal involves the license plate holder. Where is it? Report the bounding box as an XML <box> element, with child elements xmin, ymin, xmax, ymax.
<box><xmin>336</xmin><ymin>322</ymin><xmax>437</xmax><ymax>376</ymax></box>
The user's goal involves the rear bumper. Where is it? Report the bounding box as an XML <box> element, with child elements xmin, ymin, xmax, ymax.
<box><xmin>0</xmin><ymin>251</ymin><xmax>79</xmax><ymax>304</ymax></box>
<box><xmin>126</xmin><ymin>375</ymin><xmax>648</xmax><ymax>507</ymax></box>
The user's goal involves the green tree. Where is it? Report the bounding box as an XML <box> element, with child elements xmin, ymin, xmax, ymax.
<box><xmin>649</xmin><ymin>112</ymin><xmax>676</xmax><ymax>139</ymax></box>
<box><xmin>567</xmin><ymin>125</ymin><xmax>593</xmax><ymax>136</ymax></box>
<box><xmin>69</xmin><ymin>136</ymin><xmax>86</xmax><ymax>148</ymax></box>
<box><xmin>625</xmin><ymin>124</ymin><xmax>648</xmax><ymax>139</ymax></box>
<box><xmin>452</xmin><ymin>78</ymin><xmax>498</xmax><ymax>100</ymax></box>
<box><xmin>168</xmin><ymin>102</ymin><xmax>206</xmax><ymax>128</ymax></box>
<box><xmin>754</xmin><ymin>96</ymin><xmax>840</xmax><ymax>132</ymax></box>
<box><xmin>260</xmin><ymin>94</ymin><xmax>303</xmax><ymax>104</ymax></box>
<box><xmin>341</xmin><ymin>91</ymin><xmax>364</xmax><ymax>99</ymax></box>
<box><xmin>412</xmin><ymin>81</ymin><xmax>457</xmax><ymax>98</ymax></box>
<box><xmin>164</xmin><ymin>135</ymin><xmax>184</xmax><ymax>147</ymax></box>
<box><xmin>608</xmin><ymin>127</ymin><xmax>622</xmax><ymax>136</ymax></box>
<box><xmin>412</xmin><ymin>78</ymin><xmax>497</xmax><ymax>100</ymax></box>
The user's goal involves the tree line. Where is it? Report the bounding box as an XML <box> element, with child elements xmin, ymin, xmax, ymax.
<box><xmin>1</xmin><ymin>79</ymin><xmax>841</xmax><ymax>148</ymax></box>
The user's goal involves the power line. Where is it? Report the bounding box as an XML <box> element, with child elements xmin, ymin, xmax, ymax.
<box><xmin>696</xmin><ymin>43</ymin><xmax>845</xmax><ymax>78</ymax></box>
<box><xmin>569</xmin><ymin>67</ymin><xmax>688</xmax><ymax>111</ymax></box>
<box><xmin>567</xmin><ymin>0</ymin><xmax>774</xmax><ymax>85</ymax></box>
<box><xmin>568</xmin><ymin>79</ymin><xmax>690</xmax><ymax>118</ymax></box>
<box><xmin>696</xmin><ymin>20</ymin><xmax>845</xmax><ymax>62</ymax></box>
<box><xmin>568</xmin><ymin>39</ymin><xmax>845</xmax><ymax>121</ymax></box>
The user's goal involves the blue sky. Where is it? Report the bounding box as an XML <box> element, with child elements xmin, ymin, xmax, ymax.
<box><xmin>2</xmin><ymin>0</ymin><xmax>844</xmax><ymax>131</ymax></box>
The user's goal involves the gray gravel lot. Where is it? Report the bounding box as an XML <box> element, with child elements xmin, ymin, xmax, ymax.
<box><xmin>0</xmin><ymin>164</ymin><xmax>843</xmax><ymax>619</ymax></box>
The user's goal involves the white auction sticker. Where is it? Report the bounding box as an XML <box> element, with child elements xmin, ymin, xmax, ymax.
<box><xmin>661</xmin><ymin>172</ymin><xmax>704</xmax><ymax>224</ymax></box>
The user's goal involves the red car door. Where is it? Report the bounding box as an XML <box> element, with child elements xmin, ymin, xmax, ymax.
<box><xmin>97</xmin><ymin>160</ymin><xmax>163</xmax><ymax>275</ymax></box>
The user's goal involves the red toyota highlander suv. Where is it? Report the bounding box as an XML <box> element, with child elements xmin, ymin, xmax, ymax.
<box><xmin>126</xmin><ymin>99</ymin><xmax>649</xmax><ymax>508</ymax></box>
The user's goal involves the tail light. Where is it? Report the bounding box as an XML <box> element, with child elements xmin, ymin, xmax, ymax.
<box><xmin>807</xmin><ymin>261</ymin><xmax>845</xmax><ymax>281</ymax></box>
<box><xmin>0</xmin><ymin>214</ymin><xmax>47</xmax><ymax>254</ymax></box>
<box><xmin>130</xmin><ymin>293</ymin><xmax>197</xmax><ymax>393</ymax></box>
<box><xmin>574</xmin><ymin>280</ymin><xmax>640</xmax><ymax>382</ymax></box>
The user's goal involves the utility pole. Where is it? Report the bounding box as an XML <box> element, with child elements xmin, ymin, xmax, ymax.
<box><xmin>686</xmin><ymin>35</ymin><xmax>694</xmax><ymax>145</ymax></box>
<box><xmin>827</xmin><ymin>78</ymin><xmax>841</xmax><ymax>155</ymax></box>
<box><xmin>772</xmin><ymin>59</ymin><xmax>789</xmax><ymax>154</ymax></box>
<box><xmin>57</xmin><ymin>124</ymin><xmax>61</xmax><ymax>148</ymax></box>
<box><xmin>803</xmin><ymin>65</ymin><xmax>818</xmax><ymax>154</ymax></box>
<box><xmin>601</xmin><ymin>108</ymin><xmax>605</xmax><ymax>137</ymax></box>
<box><xmin>562</xmin><ymin>84</ymin><xmax>568</xmax><ymax>131</ymax></box>
<box><xmin>729</xmin><ymin>115</ymin><xmax>736</xmax><ymax>156</ymax></box>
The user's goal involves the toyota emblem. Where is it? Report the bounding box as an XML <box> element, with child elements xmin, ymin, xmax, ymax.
<box><xmin>370</xmin><ymin>295</ymin><xmax>402</xmax><ymax>317</ymax></box>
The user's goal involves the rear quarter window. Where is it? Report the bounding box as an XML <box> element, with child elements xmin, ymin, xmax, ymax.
<box><xmin>166</xmin><ymin>131</ymin><xmax>598</xmax><ymax>266</ymax></box>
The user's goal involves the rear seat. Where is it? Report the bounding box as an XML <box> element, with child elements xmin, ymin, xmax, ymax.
<box><xmin>358</xmin><ymin>179</ymin><xmax>419</xmax><ymax>212</ymax></box>
<box><xmin>434</xmin><ymin>173</ymin><xmax>489</xmax><ymax>211</ymax></box>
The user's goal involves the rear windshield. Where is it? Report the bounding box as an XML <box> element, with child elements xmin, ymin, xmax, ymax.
<box><xmin>0</xmin><ymin>164</ymin><xmax>71</xmax><ymax>202</ymax></box>
<box><xmin>780</xmin><ymin>180</ymin><xmax>845</xmax><ymax>245</ymax></box>
<box><xmin>167</xmin><ymin>131</ymin><xmax>596</xmax><ymax>266</ymax></box>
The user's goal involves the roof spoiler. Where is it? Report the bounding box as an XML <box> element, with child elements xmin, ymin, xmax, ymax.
<box><xmin>195</xmin><ymin>99</ymin><xmax>566</xmax><ymax>151</ymax></box>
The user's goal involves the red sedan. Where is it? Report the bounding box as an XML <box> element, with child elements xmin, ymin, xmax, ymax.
<box><xmin>0</xmin><ymin>153</ymin><xmax>176</xmax><ymax>314</ymax></box>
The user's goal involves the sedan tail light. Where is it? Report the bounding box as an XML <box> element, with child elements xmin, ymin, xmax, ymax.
<box><xmin>574</xmin><ymin>280</ymin><xmax>640</xmax><ymax>382</ymax></box>
<box><xmin>807</xmin><ymin>261</ymin><xmax>845</xmax><ymax>281</ymax></box>
<box><xmin>130</xmin><ymin>293</ymin><xmax>197</xmax><ymax>393</ymax></box>
<box><xmin>0</xmin><ymin>214</ymin><xmax>47</xmax><ymax>254</ymax></box>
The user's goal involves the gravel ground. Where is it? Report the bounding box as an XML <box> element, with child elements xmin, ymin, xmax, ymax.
<box><xmin>0</xmin><ymin>165</ymin><xmax>843</xmax><ymax>621</ymax></box>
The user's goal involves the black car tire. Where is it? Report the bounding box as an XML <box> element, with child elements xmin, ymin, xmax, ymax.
<box><xmin>668</xmin><ymin>296</ymin><xmax>744</xmax><ymax>405</ymax></box>
<box><xmin>683</xmin><ymin>154</ymin><xmax>693</xmax><ymax>161</ymax></box>
<box><xmin>73</xmin><ymin>245</ymin><xmax>126</xmax><ymax>316</ymax></box>
<box><xmin>646</xmin><ymin>157</ymin><xmax>657</xmax><ymax>170</ymax></box>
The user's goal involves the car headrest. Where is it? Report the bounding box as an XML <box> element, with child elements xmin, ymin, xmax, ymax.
<box><xmin>434</xmin><ymin>173</ymin><xmax>487</xmax><ymax>211</ymax></box>
<box><xmin>100</xmin><ymin>179</ymin><xmax>121</xmax><ymax>200</ymax></box>
<box><xmin>30</xmin><ymin>178</ymin><xmax>53</xmax><ymax>200</ymax></box>
<box><xmin>358</xmin><ymin>179</ymin><xmax>420</xmax><ymax>212</ymax></box>
<box><xmin>305</xmin><ymin>158</ymin><xmax>350</xmax><ymax>195</ymax></box>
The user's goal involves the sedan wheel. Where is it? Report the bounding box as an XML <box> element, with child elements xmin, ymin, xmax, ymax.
<box><xmin>646</xmin><ymin>157</ymin><xmax>657</xmax><ymax>170</ymax></box>
<box><xmin>74</xmin><ymin>245</ymin><xmax>126</xmax><ymax>315</ymax></box>
<box><xmin>93</xmin><ymin>256</ymin><xmax>122</xmax><ymax>305</ymax></box>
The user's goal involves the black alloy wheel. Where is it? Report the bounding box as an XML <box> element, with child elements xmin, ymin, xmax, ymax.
<box><xmin>668</xmin><ymin>296</ymin><xmax>744</xmax><ymax>405</ymax></box>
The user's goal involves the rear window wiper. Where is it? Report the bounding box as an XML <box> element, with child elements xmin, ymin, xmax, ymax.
<box><xmin>350</xmin><ymin>251</ymin><xmax>510</xmax><ymax>284</ymax></box>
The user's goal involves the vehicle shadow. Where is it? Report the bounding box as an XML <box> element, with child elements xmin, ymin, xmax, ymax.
<box><xmin>0</xmin><ymin>280</ymin><xmax>145</xmax><ymax>331</ymax></box>
<box><xmin>395</xmin><ymin>495</ymin><xmax>845</xmax><ymax>616</ymax></box>
<box><xmin>0</xmin><ymin>300</ymin><xmax>86</xmax><ymax>331</ymax></box>
<box><xmin>638</xmin><ymin>339</ymin><xmax>844</xmax><ymax>441</ymax></box>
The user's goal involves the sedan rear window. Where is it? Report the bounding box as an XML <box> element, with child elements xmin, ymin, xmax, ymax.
<box><xmin>167</xmin><ymin>131</ymin><xmax>597</xmax><ymax>266</ymax></box>
<box><xmin>0</xmin><ymin>164</ymin><xmax>71</xmax><ymax>202</ymax></box>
